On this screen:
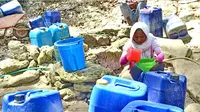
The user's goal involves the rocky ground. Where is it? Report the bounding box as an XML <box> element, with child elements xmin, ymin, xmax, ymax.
<box><xmin>0</xmin><ymin>0</ymin><xmax>200</xmax><ymax>112</ymax></box>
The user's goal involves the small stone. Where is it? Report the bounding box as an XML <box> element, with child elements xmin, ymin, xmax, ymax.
<box><xmin>60</xmin><ymin>88</ymin><xmax>76</xmax><ymax>100</ymax></box>
<box><xmin>74</xmin><ymin>83</ymin><xmax>94</xmax><ymax>92</ymax></box>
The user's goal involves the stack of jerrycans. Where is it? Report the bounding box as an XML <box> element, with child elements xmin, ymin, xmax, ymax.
<box><xmin>143</xmin><ymin>71</ymin><xmax>187</xmax><ymax>109</ymax></box>
<box><xmin>49</xmin><ymin>23</ymin><xmax>70</xmax><ymax>62</ymax></box>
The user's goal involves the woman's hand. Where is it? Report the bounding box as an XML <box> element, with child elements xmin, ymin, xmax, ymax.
<box><xmin>156</xmin><ymin>53</ymin><xmax>164</xmax><ymax>62</ymax></box>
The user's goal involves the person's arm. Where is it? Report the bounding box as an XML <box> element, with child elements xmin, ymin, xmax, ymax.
<box><xmin>119</xmin><ymin>41</ymin><xmax>132</xmax><ymax>65</ymax></box>
<box><xmin>154</xmin><ymin>47</ymin><xmax>164</xmax><ymax>62</ymax></box>
<box><xmin>120</xmin><ymin>51</ymin><xmax>129</xmax><ymax>65</ymax></box>
<box><xmin>152</xmin><ymin>37</ymin><xmax>164</xmax><ymax>62</ymax></box>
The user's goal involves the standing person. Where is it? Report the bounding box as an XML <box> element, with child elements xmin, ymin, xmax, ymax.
<box><xmin>119</xmin><ymin>0</ymin><xmax>147</xmax><ymax>25</ymax></box>
<box><xmin>119</xmin><ymin>22</ymin><xmax>164</xmax><ymax>81</ymax></box>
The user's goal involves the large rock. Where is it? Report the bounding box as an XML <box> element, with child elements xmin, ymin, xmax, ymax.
<box><xmin>0</xmin><ymin>70</ymin><xmax>40</xmax><ymax>87</ymax></box>
<box><xmin>81</xmin><ymin>26</ymin><xmax>127</xmax><ymax>48</ymax></box>
<box><xmin>156</xmin><ymin>38</ymin><xmax>192</xmax><ymax>58</ymax></box>
<box><xmin>185</xmin><ymin>103</ymin><xmax>200</xmax><ymax>112</ymax></box>
<box><xmin>8</xmin><ymin>40</ymin><xmax>29</xmax><ymax>61</ymax></box>
<box><xmin>73</xmin><ymin>83</ymin><xmax>94</xmax><ymax>92</ymax></box>
<box><xmin>81</xmin><ymin>33</ymin><xmax>98</xmax><ymax>48</ymax></box>
<box><xmin>26</xmin><ymin>45</ymin><xmax>40</xmax><ymax>61</ymax></box>
<box><xmin>81</xmin><ymin>33</ymin><xmax>110</xmax><ymax>47</ymax></box>
<box><xmin>165</xmin><ymin>58</ymin><xmax>200</xmax><ymax>103</ymax></box>
<box><xmin>0</xmin><ymin>59</ymin><xmax>29</xmax><ymax>74</ymax></box>
<box><xmin>96</xmin><ymin>48</ymin><xmax>121</xmax><ymax>72</ymax></box>
<box><xmin>59</xmin><ymin>88</ymin><xmax>75</xmax><ymax>98</ymax></box>
<box><xmin>86</xmin><ymin>47</ymin><xmax>106</xmax><ymax>63</ymax></box>
<box><xmin>111</xmin><ymin>38</ymin><xmax>129</xmax><ymax>49</ymax></box>
<box><xmin>56</xmin><ymin>63</ymin><xmax>111</xmax><ymax>83</ymax></box>
<box><xmin>37</xmin><ymin>46</ymin><xmax>54</xmax><ymax>65</ymax></box>
<box><xmin>96</xmin><ymin>38</ymin><xmax>129</xmax><ymax>72</ymax></box>
<box><xmin>96</xmin><ymin>35</ymin><xmax>110</xmax><ymax>46</ymax></box>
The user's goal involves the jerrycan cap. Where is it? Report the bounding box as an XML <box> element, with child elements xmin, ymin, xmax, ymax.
<box><xmin>40</xmin><ymin>27</ymin><xmax>46</xmax><ymax>31</ymax></box>
<box><xmin>96</xmin><ymin>79</ymin><xmax>108</xmax><ymax>85</ymax></box>
<box><xmin>170</xmin><ymin>74</ymin><xmax>180</xmax><ymax>82</ymax></box>
<box><xmin>59</xmin><ymin>25</ymin><xmax>64</xmax><ymax>28</ymax></box>
<box><xmin>14</xmin><ymin>94</ymin><xmax>25</xmax><ymax>104</ymax></box>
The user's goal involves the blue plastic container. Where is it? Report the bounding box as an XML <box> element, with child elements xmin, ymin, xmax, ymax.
<box><xmin>29</xmin><ymin>27</ymin><xmax>53</xmax><ymax>48</ymax></box>
<box><xmin>140</xmin><ymin>6</ymin><xmax>163</xmax><ymax>37</ymax></box>
<box><xmin>1</xmin><ymin>0</ymin><xmax>23</xmax><ymax>16</ymax></box>
<box><xmin>29</xmin><ymin>16</ymin><xmax>45</xmax><ymax>29</ymax></box>
<box><xmin>2</xmin><ymin>89</ymin><xmax>64</xmax><ymax>112</ymax></box>
<box><xmin>55</xmin><ymin>37</ymin><xmax>86</xmax><ymax>72</ymax></box>
<box><xmin>89</xmin><ymin>75</ymin><xmax>147</xmax><ymax>112</ymax></box>
<box><xmin>44</xmin><ymin>11</ymin><xmax>61</xmax><ymax>27</ymax></box>
<box><xmin>49</xmin><ymin>23</ymin><xmax>70</xmax><ymax>43</ymax></box>
<box><xmin>121</xmin><ymin>100</ymin><xmax>184</xmax><ymax>112</ymax></box>
<box><xmin>49</xmin><ymin>23</ymin><xmax>70</xmax><ymax>62</ymax></box>
<box><xmin>143</xmin><ymin>71</ymin><xmax>187</xmax><ymax>109</ymax></box>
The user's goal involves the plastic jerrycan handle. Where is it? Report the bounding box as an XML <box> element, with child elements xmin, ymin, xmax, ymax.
<box><xmin>154</xmin><ymin>71</ymin><xmax>171</xmax><ymax>79</ymax></box>
<box><xmin>26</xmin><ymin>90</ymin><xmax>43</xmax><ymax>97</ymax></box>
<box><xmin>156</xmin><ymin>71</ymin><xmax>170</xmax><ymax>76</ymax></box>
<box><xmin>114</xmin><ymin>81</ymin><xmax>139</xmax><ymax>91</ymax></box>
<box><xmin>40</xmin><ymin>27</ymin><xmax>46</xmax><ymax>31</ymax></box>
<box><xmin>133</xmin><ymin>105</ymin><xmax>170</xmax><ymax>112</ymax></box>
